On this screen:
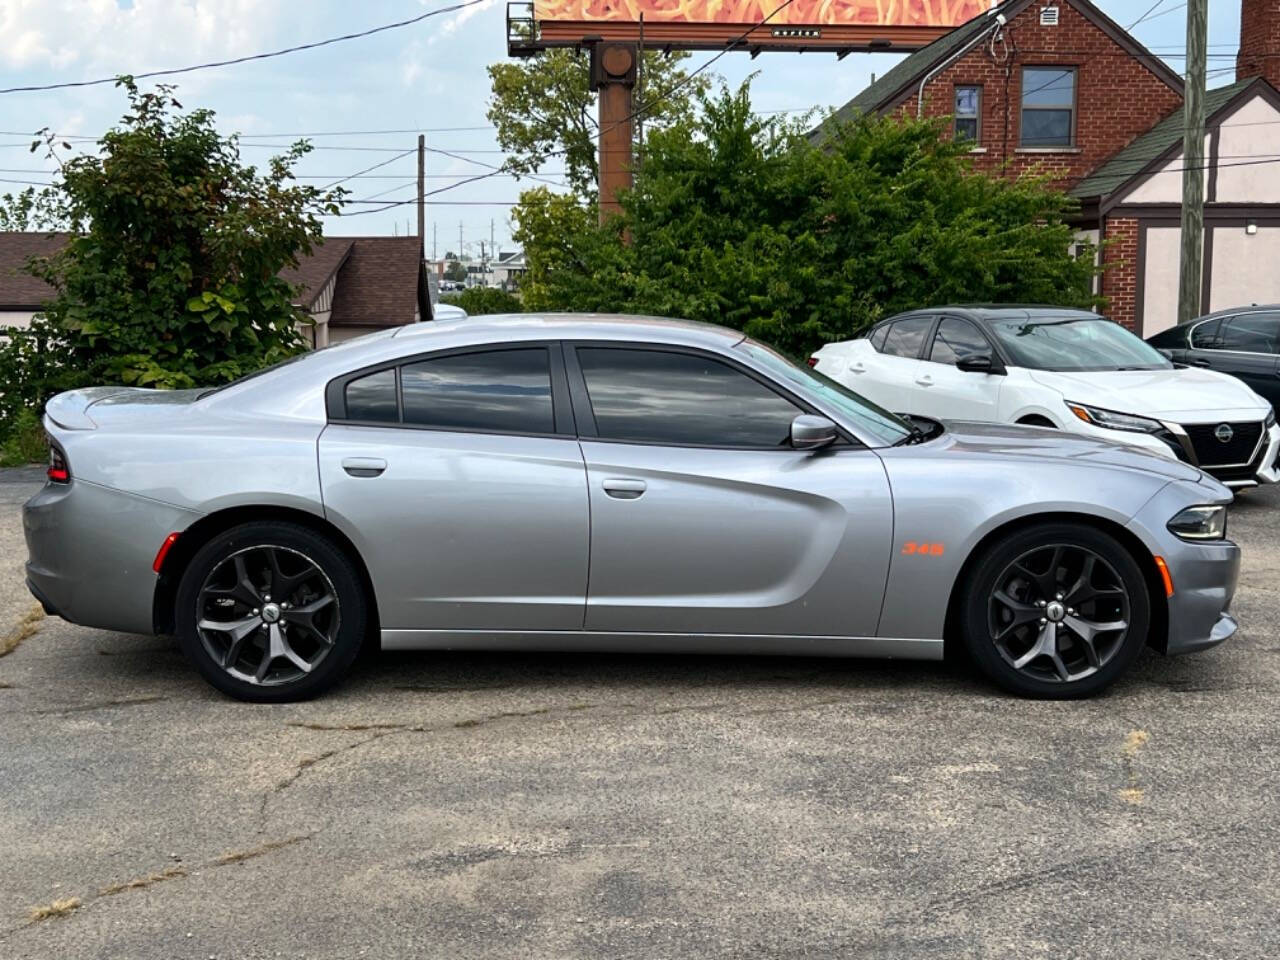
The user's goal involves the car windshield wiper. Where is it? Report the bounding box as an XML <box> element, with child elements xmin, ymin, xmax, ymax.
<box><xmin>893</xmin><ymin>424</ymin><xmax>929</xmax><ymax>446</ymax></box>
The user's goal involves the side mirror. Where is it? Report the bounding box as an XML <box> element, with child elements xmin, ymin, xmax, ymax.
<box><xmin>1156</xmin><ymin>348</ymin><xmax>1175</xmax><ymax>360</ymax></box>
<box><xmin>791</xmin><ymin>414</ymin><xmax>838</xmax><ymax>450</ymax></box>
<box><xmin>956</xmin><ymin>352</ymin><xmax>1005</xmax><ymax>375</ymax></box>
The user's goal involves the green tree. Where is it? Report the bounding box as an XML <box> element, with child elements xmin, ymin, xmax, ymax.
<box><xmin>444</xmin><ymin>260</ymin><xmax>468</xmax><ymax>283</ymax></box>
<box><xmin>487</xmin><ymin>49</ymin><xmax>711</xmax><ymax>196</ymax></box>
<box><xmin>441</xmin><ymin>286</ymin><xmax>523</xmax><ymax>315</ymax></box>
<box><xmin>513</xmin><ymin>81</ymin><xmax>1101</xmax><ymax>359</ymax></box>
<box><xmin>18</xmin><ymin>78</ymin><xmax>343</xmax><ymax>390</ymax></box>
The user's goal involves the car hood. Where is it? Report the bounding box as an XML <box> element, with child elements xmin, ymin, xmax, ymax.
<box><xmin>927</xmin><ymin>419</ymin><xmax>1204</xmax><ymax>483</ymax></box>
<box><xmin>1027</xmin><ymin>367</ymin><xmax>1268</xmax><ymax>421</ymax></box>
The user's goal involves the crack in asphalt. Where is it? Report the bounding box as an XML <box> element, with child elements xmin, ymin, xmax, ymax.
<box><xmin>33</xmin><ymin>695</ymin><xmax>170</xmax><ymax>715</ymax></box>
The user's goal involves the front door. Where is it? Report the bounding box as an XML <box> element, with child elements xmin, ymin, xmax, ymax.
<box><xmin>914</xmin><ymin>315</ymin><xmax>1003</xmax><ymax>422</ymax></box>
<box><xmin>1196</xmin><ymin>312</ymin><xmax>1280</xmax><ymax>410</ymax></box>
<box><xmin>568</xmin><ymin>344</ymin><xmax>895</xmax><ymax>638</ymax></box>
<box><xmin>318</xmin><ymin>345</ymin><xmax>589</xmax><ymax>632</ymax></box>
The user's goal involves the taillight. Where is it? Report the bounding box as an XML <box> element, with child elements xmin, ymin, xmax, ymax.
<box><xmin>806</xmin><ymin>356</ymin><xmax>819</xmax><ymax>368</ymax></box>
<box><xmin>47</xmin><ymin>441</ymin><xmax>69</xmax><ymax>484</ymax></box>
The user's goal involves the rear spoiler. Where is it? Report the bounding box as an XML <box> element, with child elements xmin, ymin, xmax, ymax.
<box><xmin>44</xmin><ymin>387</ymin><xmax>137</xmax><ymax>430</ymax></box>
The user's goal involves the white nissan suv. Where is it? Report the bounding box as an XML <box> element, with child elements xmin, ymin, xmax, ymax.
<box><xmin>811</xmin><ymin>306</ymin><xmax>1280</xmax><ymax>490</ymax></box>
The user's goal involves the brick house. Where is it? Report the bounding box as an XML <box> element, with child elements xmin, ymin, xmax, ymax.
<box><xmin>827</xmin><ymin>0</ymin><xmax>1280</xmax><ymax>336</ymax></box>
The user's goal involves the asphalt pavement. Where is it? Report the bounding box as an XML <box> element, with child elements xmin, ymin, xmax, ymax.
<box><xmin>2</xmin><ymin>468</ymin><xmax>1278</xmax><ymax>959</ymax></box>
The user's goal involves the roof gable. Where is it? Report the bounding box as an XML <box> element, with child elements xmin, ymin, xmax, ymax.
<box><xmin>280</xmin><ymin>238</ymin><xmax>353</xmax><ymax>308</ymax></box>
<box><xmin>328</xmin><ymin>236</ymin><xmax>426</xmax><ymax>327</ymax></box>
<box><xmin>1070</xmin><ymin>77</ymin><xmax>1277</xmax><ymax>205</ymax></box>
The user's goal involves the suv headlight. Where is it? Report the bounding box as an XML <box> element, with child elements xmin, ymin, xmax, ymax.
<box><xmin>1168</xmin><ymin>504</ymin><xmax>1227</xmax><ymax>541</ymax></box>
<box><xmin>1066</xmin><ymin>402</ymin><xmax>1163</xmax><ymax>434</ymax></box>
<box><xmin>1266</xmin><ymin>408</ymin><xmax>1276</xmax><ymax>429</ymax></box>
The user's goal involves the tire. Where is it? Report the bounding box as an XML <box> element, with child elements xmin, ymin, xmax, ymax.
<box><xmin>1017</xmin><ymin>416</ymin><xmax>1057</xmax><ymax>428</ymax></box>
<box><xmin>174</xmin><ymin>521</ymin><xmax>368</xmax><ymax>702</ymax></box>
<box><xmin>960</xmin><ymin>523</ymin><xmax>1150</xmax><ymax>699</ymax></box>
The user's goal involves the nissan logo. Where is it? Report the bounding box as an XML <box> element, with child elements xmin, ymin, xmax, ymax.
<box><xmin>1214</xmin><ymin>423</ymin><xmax>1234</xmax><ymax>443</ymax></box>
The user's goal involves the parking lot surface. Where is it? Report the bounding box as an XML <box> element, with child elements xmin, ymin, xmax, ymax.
<box><xmin>2</xmin><ymin>467</ymin><xmax>1279</xmax><ymax>959</ymax></box>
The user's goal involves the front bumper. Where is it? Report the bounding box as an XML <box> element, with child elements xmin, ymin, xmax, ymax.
<box><xmin>1067</xmin><ymin>419</ymin><xmax>1280</xmax><ymax>488</ymax></box>
<box><xmin>23</xmin><ymin>477</ymin><xmax>199</xmax><ymax>635</ymax></box>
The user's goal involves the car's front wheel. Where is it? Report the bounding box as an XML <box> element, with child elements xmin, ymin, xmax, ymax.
<box><xmin>961</xmin><ymin>523</ymin><xmax>1150</xmax><ymax>698</ymax></box>
<box><xmin>175</xmin><ymin>521</ymin><xmax>368</xmax><ymax>702</ymax></box>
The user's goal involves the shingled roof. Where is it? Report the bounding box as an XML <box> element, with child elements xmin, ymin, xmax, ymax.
<box><xmin>0</xmin><ymin>232</ymin><xmax>65</xmax><ymax>309</ymax></box>
<box><xmin>279</xmin><ymin>238</ymin><xmax>354</xmax><ymax>309</ymax></box>
<box><xmin>1069</xmin><ymin>78</ymin><xmax>1267</xmax><ymax>205</ymax></box>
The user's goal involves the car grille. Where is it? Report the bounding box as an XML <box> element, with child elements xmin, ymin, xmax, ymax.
<box><xmin>1182</xmin><ymin>420</ymin><xmax>1265</xmax><ymax>467</ymax></box>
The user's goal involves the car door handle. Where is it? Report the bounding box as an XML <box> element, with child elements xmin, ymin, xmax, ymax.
<box><xmin>847</xmin><ymin>361</ymin><xmax>866</xmax><ymax>374</ymax></box>
<box><xmin>916</xmin><ymin>375</ymin><xmax>934</xmax><ymax>386</ymax></box>
<box><xmin>342</xmin><ymin>457</ymin><xmax>387</xmax><ymax>478</ymax></box>
<box><xmin>602</xmin><ymin>478</ymin><xmax>646</xmax><ymax>499</ymax></box>
<box><xmin>1190</xmin><ymin>358</ymin><xmax>1211</xmax><ymax>367</ymax></box>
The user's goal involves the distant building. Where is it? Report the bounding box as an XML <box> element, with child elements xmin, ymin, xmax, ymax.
<box><xmin>0</xmin><ymin>233</ymin><xmax>431</xmax><ymax>346</ymax></box>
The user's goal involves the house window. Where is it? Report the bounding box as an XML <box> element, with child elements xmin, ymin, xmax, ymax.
<box><xmin>1020</xmin><ymin>66</ymin><xmax>1076</xmax><ymax>147</ymax></box>
<box><xmin>954</xmin><ymin>85</ymin><xmax>981</xmax><ymax>142</ymax></box>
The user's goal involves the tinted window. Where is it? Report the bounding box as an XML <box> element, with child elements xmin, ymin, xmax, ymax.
<box><xmin>1187</xmin><ymin>318</ymin><xmax>1220</xmax><ymax>349</ymax></box>
<box><xmin>880</xmin><ymin>316</ymin><xmax>932</xmax><ymax>358</ymax></box>
<box><xmin>869</xmin><ymin>324</ymin><xmax>891</xmax><ymax>351</ymax></box>
<box><xmin>1218</xmin><ymin>313</ymin><xmax>1280</xmax><ymax>353</ymax></box>
<box><xmin>929</xmin><ymin>318</ymin><xmax>991</xmax><ymax>364</ymax></box>
<box><xmin>577</xmin><ymin>348</ymin><xmax>801</xmax><ymax>447</ymax></box>
<box><xmin>1021</xmin><ymin>67</ymin><xmax>1075</xmax><ymax>147</ymax></box>
<box><xmin>1146</xmin><ymin>324</ymin><xmax>1191</xmax><ymax>349</ymax></box>
<box><xmin>400</xmin><ymin>348</ymin><xmax>554</xmax><ymax>434</ymax></box>
<box><xmin>345</xmin><ymin>369</ymin><xmax>398</xmax><ymax>423</ymax></box>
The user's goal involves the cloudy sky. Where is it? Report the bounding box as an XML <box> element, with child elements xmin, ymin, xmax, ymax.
<box><xmin>0</xmin><ymin>1</ymin><xmax>1249</xmax><ymax>258</ymax></box>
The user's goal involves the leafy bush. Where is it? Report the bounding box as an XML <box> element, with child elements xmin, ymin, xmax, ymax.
<box><xmin>1</xmin><ymin>408</ymin><xmax>47</xmax><ymax>467</ymax></box>
<box><xmin>514</xmin><ymin>80</ymin><xmax>1101</xmax><ymax>359</ymax></box>
<box><xmin>440</xmin><ymin>287</ymin><xmax>524</xmax><ymax>316</ymax></box>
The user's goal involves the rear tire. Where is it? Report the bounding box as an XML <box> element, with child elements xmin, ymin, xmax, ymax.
<box><xmin>961</xmin><ymin>523</ymin><xmax>1150</xmax><ymax>699</ymax></box>
<box><xmin>174</xmin><ymin>521</ymin><xmax>368</xmax><ymax>702</ymax></box>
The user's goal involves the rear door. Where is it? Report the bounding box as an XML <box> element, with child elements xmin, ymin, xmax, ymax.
<box><xmin>914</xmin><ymin>316</ymin><xmax>1002</xmax><ymax>422</ymax></box>
<box><xmin>567</xmin><ymin>343</ymin><xmax>894</xmax><ymax>638</ymax></box>
<box><xmin>317</xmin><ymin>344</ymin><xmax>589</xmax><ymax>632</ymax></box>
<box><xmin>863</xmin><ymin>315</ymin><xmax>935</xmax><ymax>416</ymax></box>
<box><xmin>1202</xmin><ymin>312</ymin><xmax>1280</xmax><ymax>409</ymax></box>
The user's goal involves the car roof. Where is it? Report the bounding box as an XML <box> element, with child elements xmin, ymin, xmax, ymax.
<box><xmin>1190</xmin><ymin>303</ymin><xmax>1280</xmax><ymax>323</ymax></box>
<box><xmin>393</xmin><ymin>312</ymin><xmax>746</xmax><ymax>350</ymax></box>
<box><xmin>876</xmin><ymin>305</ymin><xmax>1103</xmax><ymax>326</ymax></box>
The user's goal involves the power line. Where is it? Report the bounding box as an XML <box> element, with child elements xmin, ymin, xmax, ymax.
<box><xmin>1125</xmin><ymin>0</ymin><xmax>1174</xmax><ymax>31</ymax></box>
<box><xmin>320</xmin><ymin>149</ymin><xmax>415</xmax><ymax>190</ymax></box>
<box><xmin>0</xmin><ymin>0</ymin><xmax>491</xmax><ymax>96</ymax></box>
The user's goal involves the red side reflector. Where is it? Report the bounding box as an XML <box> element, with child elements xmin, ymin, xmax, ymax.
<box><xmin>152</xmin><ymin>532</ymin><xmax>180</xmax><ymax>574</ymax></box>
<box><xmin>1153</xmin><ymin>556</ymin><xmax>1175</xmax><ymax>598</ymax></box>
<box><xmin>47</xmin><ymin>467</ymin><xmax>69</xmax><ymax>483</ymax></box>
<box><xmin>807</xmin><ymin>356</ymin><xmax>819</xmax><ymax>367</ymax></box>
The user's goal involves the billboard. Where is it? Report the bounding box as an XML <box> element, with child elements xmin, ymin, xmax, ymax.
<box><xmin>524</xmin><ymin>0</ymin><xmax>993</xmax><ymax>52</ymax></box>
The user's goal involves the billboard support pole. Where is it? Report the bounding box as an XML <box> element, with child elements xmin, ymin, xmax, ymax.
<box><xmin>590</xmin><ymin>41</ymin><xmax>638</xmax><ymax>223</ymax></box>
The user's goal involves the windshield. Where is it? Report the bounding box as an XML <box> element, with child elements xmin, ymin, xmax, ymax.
<box><xmin>988</xmin><ymin>317</ymin><xmax>1173</xmax><ymax>371</ymax></box>
<box><xmin>734</xmin><ymin>339</ymin><xmax>913</xmax><ymax>446</ymax></box>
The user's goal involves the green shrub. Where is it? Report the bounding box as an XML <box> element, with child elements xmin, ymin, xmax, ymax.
<box><xmin>1</xmin><ymin>408</ymin><xmax>46</xmax><ymax>467</ymax></box>
<box><xmin>440</xmin><ymin>286</ymin><xmax>524</xmax><ymax>316</ymax></box>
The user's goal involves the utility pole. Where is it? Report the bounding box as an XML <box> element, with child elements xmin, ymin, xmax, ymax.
<box><xmin>417</xmin><ymin>134</ymin><xmax>426</xmax><ymax>259</ymax></box>
<box><xmin>490</xmin><ymin>218</ymin><xmax>495</xmax><ymax>256</ymax></box>
<box><xmin>432</xmin><ymin>222</ymin><xmax>437</xmax><ymax>261</ymax></box>
<box><xmin>1178</xmin><ymin>0</ymin><xmax>1208</xmax><ymax>324</ymax></box>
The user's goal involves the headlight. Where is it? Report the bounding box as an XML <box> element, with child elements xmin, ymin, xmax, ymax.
<box><xmin>1065</xmin><ymin>401</ymin><xmax>1163</xmax><ymax>434</ymax></box>
<box><xmin>1266</xmin><ymin>408</ymin><xmax>1276</xmax><ymax>429</ymax></box>
<box><xmin>1167</xmin><ymin>504</ymin><xmax>1228</xmax><ymax>541</ymax></box>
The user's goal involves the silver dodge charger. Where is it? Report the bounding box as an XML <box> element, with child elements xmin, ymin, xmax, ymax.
<box><xmin>24</xmin><ymin>315</ymin><xmax>1240</xmax><ymax>701</ymax></box>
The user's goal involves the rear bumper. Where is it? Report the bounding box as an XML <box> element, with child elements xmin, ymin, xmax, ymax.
<box><xmin>23</xmin><ymin>478</ymin><xmax>199</xmax><ymax>635</ymax></box>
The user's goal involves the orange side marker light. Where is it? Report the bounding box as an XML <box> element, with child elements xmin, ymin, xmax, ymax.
<box><xmin>1153</xmin><ymin>556</ymin><xmax>1174</xmax><ymax>597</ymax></box>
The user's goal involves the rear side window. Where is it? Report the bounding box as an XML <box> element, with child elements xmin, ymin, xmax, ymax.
<box><xmin>1189</xmin><ymin>318</ymin><xmax>1221</xmax><ymax>349</ymax></box>
<box><xmin>577</xmin><ymin>347</ymin><xmax>801</xmax><ymax>447</ymax></box>
<box><xmin>345</xmin><ymin>369</ymin><xmax>398</xmax><ymax>423</ymax></box>
<box><xmin>869</xmin><ymin>324</ymin><xmax>891</xmax><ymax>351</ymax></box>
<box><xmin>880</xmin><ymin>316</ymin><xmax>932</xmax><ymax>358</ymax></box>
<box><xmin>1218</xmin><ymin>313</ymin><xmax>1280</xmax><ymax>353</ymax></box>
<box><xmin>928</xmin><ymin>318</ymin><xmax>991</xmax><ymax>365</ymax></box>
<box><xmin>1147</xmin><ymin>324</ymin><xmax>1190</xmax><ymax>349</ymax></box>
<box><xmin>400</xmin><ymin>348</ymin><xmax>554</xmax><ymax>434</ymax></box>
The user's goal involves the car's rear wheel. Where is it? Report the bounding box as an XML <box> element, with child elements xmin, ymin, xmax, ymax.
<box><xmin>175</xmin><ymin>522</ymin><xmax>368</xmax><ymax>702</ymax></box>
<box><xmin>961</xmin><ymin>524</ymin><xmax>1150</xmax><ymax>698</ymax></box>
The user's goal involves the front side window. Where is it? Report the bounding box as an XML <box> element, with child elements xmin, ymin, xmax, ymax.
<box><xmin>400</xmin><ymin>348</ymin><xmax>554</xmax><ymax>434</ymax></box>
<box><xmin>954</xmin><ymin>85</ymin><xmax>981</xmax><ymax>142</ymax></box>
<box><xmin>576</xmin><ymin>347</ymin><xmax>801</xmax><ymax>447</ymax></box>
<box><xmin>880</xmin><ymin>316</ymin><xmax>933</xmax><ymax>358</ymax></box>
<box><xmin>929</xmin><ymin>318</ymin><xmax>992</xmax><ymax>365</ymax></box>
<box><xmin>1217</xmin><ymin>313</ymin><xmax>1280</xmax><ymax>353</ymax></box>
<box><xmin>1020</xmin><ymin>67</ymin><xmax>1075</xmax><ymax>147</ymax></box>
<box><xmin>869</xmin><ymin>323</ymin><xmax>891</xmax><ymax>351</ymax></box>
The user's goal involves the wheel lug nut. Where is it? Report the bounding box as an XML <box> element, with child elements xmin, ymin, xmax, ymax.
<box><xmin>1040</xmin><ymin>618</ymin><xmax>1047</xmax><ymax>624</ymax></box>
<box><xmin>252</xmin><ymin>608</ymin><xmax>259</xmax><ymax>616</ymax></box>
<box><xmin>1037</xmin><ymin>600</ymin><xmax>1046</xmax><ymax>607</ymax></box>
